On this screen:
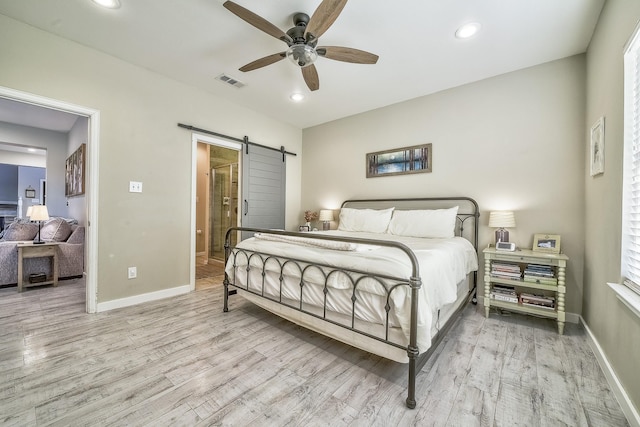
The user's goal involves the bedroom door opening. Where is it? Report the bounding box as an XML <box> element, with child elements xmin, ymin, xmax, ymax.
<box><xmin>0</xmin><ymin>87</ymin><xmax>98</xmax><ymax>313</ymax></box>
<box><xmin>194</xmin><ymin>137</ymin><xmax>240</xmax><ymax>284</ymax></box>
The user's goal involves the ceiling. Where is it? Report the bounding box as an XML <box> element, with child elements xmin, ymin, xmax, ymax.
<box><xmin>0</xmin><ymin>0</ymin><xmax>604</xmax><ymax>129</ymax></box>
<box><xmin>0</xmin><ymin>97</ymin><xmax>80</xmax><ymax>133</ymax></box>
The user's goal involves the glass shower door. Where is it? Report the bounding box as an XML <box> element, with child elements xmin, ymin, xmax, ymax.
<box><xmin>210</xmin><ymin>163</ymin><xmax>238</xmax><ymax>260</ymax></box>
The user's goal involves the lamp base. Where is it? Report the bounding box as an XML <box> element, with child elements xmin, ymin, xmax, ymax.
<box><xmin>495</xmin><ymin>228</ymin><xmax>509</xmax><ymax>243</ymax></box>
<box><xmin>322</xmin><ymin>221</ymin><xmax>330</xmax><ymax>231</ymax></box>
<box><xmin>34</xmin><ymin>223</ymin><xmax>45</xmax><ymax>244</ymax></box>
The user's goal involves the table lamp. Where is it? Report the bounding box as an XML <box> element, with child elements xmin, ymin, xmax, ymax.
<box><xmin>319</xmin><ymin>209</ymin><xmax>334</xmax><ymax>231</ymax></box>
<box><xmin>29</xmin><ymin>205</ymin><xmax>50</xmax><ymax>244</ymax></box>
<box><xmin>488</xmin><ymin>211</ymin><xmax>515</xmax><ymax>243</ymax></box>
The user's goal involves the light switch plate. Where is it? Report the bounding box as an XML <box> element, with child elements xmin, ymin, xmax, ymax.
<box><xmin>129</xmin><ymin>181</ymin><xmax>142</xmax><ymax>193</ymax></box>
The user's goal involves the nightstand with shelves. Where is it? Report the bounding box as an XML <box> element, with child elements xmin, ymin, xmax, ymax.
<box><xmin>482</xmin><ymin>247</ymin><xmax>569</xmax><ymax>334</ymax></box>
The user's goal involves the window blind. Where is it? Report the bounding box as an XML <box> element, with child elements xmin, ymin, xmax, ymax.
<box><xmin>622</xmin><ymin>24</ymin><xmax>640</xmax><ymax>296</ymax></box>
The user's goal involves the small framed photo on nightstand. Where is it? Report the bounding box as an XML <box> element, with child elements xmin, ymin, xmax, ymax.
<box><xmin>298</xmin><ymin>225</ymin><xmax>310</xmax><ymax>232</ymax></box>
<box><xmin>532</xmin><ymin>234</ymin><xmax>561</xmax><ymax>254</ymax></box>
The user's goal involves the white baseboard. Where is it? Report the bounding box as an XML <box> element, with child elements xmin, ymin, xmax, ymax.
<box><xmin>476</xmin><ymin>295</ymin><xmax>579</xmax><ymax>323</ymax></box>
<box><xmin>581</xmin><ymin>316</ymin><xmax>640</xmax><ymax>427</ymax></box>
<box><xmin>96</xmin><ymin>284</ymin><xmax>191</xmax><ymax>312</ymax></box>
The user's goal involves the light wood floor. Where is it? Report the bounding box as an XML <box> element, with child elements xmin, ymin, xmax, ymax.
<box><xmin>0</xmin><ymin>278</ymin><xmax>629</xmax><ymax>426</ymax></box>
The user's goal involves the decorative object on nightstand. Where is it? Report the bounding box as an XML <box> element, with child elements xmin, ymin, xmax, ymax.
<box><xmin>303</xmin><ymin>210</ymin><xmax>318</xmax><ymax>229</ymax></box>
<box><xmin>483</xmin><ymin>247</ymin><xmax>568</xmax><ymax>334</ymax></box>
<box><xmin>532</xmin><ymin>233</ymin><xmax>561</xmax><ymax>254</ymax></box>
<box><xmin>29</xmin><ymin>205</ymin><xmax>49</xmax><ymax>245</ymax></box>
<box><xmin>319</xmin><ymin>209</ymin><xmax>334</xmax><ymax>231</ymax></box>
<box><xmin>488</xmin><ymin>211</ymin><xmax>516</xmax><ymax>243</ymax></box>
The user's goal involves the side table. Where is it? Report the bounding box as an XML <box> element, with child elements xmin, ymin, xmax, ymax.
<box><xmin>483</xmin><ymin>247</ymin><xmax>568</xmax><ymax>334</ymax></box>
<box><xmin>17</xmin><ymin>242</ymin><xmax>59</xmax><ymax>292</ymax></box>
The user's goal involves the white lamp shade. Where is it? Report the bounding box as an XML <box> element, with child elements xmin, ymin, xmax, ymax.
<box><xmin>29</xmin><ymin>205</ymin><xmax>50</xmax><ymax>222</ymax></box>
<box><xmin>319</xmin><ymin>210</ymin><xmax>334</xmax><ymax>222</ymax></box>
<box><xmin>26</xmin><ymin>205</ymin><xmax>33</xmax><ymax>217</ymax></box>
<box><xmin>488</xmin><ymin>211</ymin><xmax>516</xmax><ymax>228</ymax></box>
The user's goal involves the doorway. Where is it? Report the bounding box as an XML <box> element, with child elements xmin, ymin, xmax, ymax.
<box><xmin>0</xmin><ymin>85</ymin><xmax>99</xmax><ymax>313</ymax></box>
<box><xmin>194</xmin><ymin>136</ymin><xmax>240</xmax><ymax>287</ymax></box>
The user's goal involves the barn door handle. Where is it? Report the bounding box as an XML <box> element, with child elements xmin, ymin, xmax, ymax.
<box><xmin>244</xmin><ymin>200</ymin><xmax>248</xmax><ymax>215</ymax></box>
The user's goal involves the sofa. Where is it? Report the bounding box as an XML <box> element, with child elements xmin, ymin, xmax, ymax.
<box><xmin>0</xmin><ymin>217</ymin><xmax>85</xmax><ymax>287</ymax></box>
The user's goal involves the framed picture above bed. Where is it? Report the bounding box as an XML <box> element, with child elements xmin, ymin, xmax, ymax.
<box><xmin>366</xmin><ymin>143</ymin><xmax>432</xmax><ymax>178</ymax></box>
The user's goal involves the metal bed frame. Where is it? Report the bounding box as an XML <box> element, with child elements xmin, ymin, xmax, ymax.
<box><xmin>223</xmin><ymin>197</ymin><xmax>479</xmax><ymax>408</ymax></box>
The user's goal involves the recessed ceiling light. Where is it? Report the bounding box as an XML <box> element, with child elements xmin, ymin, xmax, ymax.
<box><xmin>290</xmin><ymin>93</ymin><xmax>305</xmax><ymax>102</ymax></box>
<box><xmin>91</xmin><ymin>0</ymin><xmax>121</xmax><ymax>9</ymax></box>
<box><xmin>455</xmin><ymin>22</ymin><xmax>481</xmax><ymax>39</ymax></box>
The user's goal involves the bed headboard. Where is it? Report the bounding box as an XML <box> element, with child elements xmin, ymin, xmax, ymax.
<box><xmin>340</xmin><ymin>197</ymin><xmax>480</xmax><ymax>251</ymax></box>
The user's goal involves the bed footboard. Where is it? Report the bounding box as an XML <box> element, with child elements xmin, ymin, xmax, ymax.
<box><xmin>223</xmin><ymin>197</ymin><xmax>479</xmax><ymax>409</ymax></box>
<box><xmin>224</xmin><ymin>227</ymin><xmax>425</xmax><ymax>407</ymax></box>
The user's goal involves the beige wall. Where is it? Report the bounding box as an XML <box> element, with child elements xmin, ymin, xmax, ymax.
<box><xmin>303</xmin><ymin>55</ymin><xmax>587</xmax><ymax>314</ymax></box>
<box><xmin>584</xmin><ymin>0</ymin><xmax>640</xmax><ymax>413</ymax></box>
<box><xmin>0</xmin><ymin>15</ymin><xmax>302</xmax><ymax>302</ymax></box>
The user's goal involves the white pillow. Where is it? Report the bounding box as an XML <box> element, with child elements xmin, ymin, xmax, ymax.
<box><xmin>338</xmin><ymin>207</ymin><xmax>394</xmax><ymax>233</ymax></box>
<box><xmin>388</xmin><ymin>206</ymin><xmax>459</xmax><ymax>238</ymax></box>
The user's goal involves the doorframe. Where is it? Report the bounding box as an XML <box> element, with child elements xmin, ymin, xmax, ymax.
<box><xmin>0</xmin><ymin>86</ymin><xmax>100</xmax><ymax>313</ymax></box>
<box><xmin>190</xmin><ymin>132</ymin><xmax>241</xmax><ymax>291</ymax></box>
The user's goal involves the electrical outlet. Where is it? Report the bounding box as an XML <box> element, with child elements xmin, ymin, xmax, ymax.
<box><xmin>128</xmin><ymin>266</ymin><xmax>137</xmax><ymax>279</ymax></box>
<box><xmin>129</xmin><ymin>181</ymin><xmax>143</xmax><ymax>193</ymax></box>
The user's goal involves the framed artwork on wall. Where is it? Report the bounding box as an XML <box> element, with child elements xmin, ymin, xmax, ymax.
<box><xmin>25</xmin><ymin>186</ymin><xmax>36</xmax><ymax>198</ymax></box>
<box><xmin>590</xmin><ymin>116</ymin><xmax>605</xmax><ymax>176</ymax></box>
<box><xmin>366</xmin><ymin>143</ymin><xmax>432</xmax><ymax>178</ymax></box>
<box><xmin>65</xmin><ymin>143</ymin><xmax>86</xmax><ymax>197</ymax></box>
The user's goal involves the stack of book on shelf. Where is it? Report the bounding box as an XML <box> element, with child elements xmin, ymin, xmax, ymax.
<box><xmin>523</xmin><ymin>264</ymin><xmax>557</xmax><ymax>285</ymax></box>
<box><xmin>520</xmin><ymin>292</ymin><xmax>555</xmax><ymax>310</ymax></box>
<box><xmin>490</xmin><ymin>284</ymin><xmax>518</xmax><ymax>303</ymax></box>
<box><xmin>490</xmin><ymin>262</ymin><xmax>522</xmax><ymax>281</ymax></box>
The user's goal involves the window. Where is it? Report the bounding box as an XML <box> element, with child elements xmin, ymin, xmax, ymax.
<box><xmin>622</xmin><ymin>23</ymin><xmax>640</xmax><ymax>297</ymax></box>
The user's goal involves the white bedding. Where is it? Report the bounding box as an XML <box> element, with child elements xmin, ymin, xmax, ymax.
<box><xmin>225</xmin><ymin>230</ymin><xmax>478</xmax><ymax>352</ymax></box>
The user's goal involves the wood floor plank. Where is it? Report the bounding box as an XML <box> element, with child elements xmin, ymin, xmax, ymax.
<box><xmin>0</xmin><ymin>279</ymin><xmax>631</xmax><ymax>426</ymax></box>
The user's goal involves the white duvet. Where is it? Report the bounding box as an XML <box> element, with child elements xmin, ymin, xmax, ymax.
<box><xmin>225</xmin><ymin>230</ymin><xmax>478</xmax><ymax>351</ymax></box>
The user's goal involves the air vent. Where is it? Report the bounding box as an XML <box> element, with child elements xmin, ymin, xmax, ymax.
<box><xmin>215</xmin><ymin>74</ymin><xmax>246</xmax><ymax>88</ymax></box>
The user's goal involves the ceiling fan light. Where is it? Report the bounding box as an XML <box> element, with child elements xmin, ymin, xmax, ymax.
<box><xmin>286</xmin><ymin>44</ymin><xmax>318</xmax><ymax>68</ymax></box>
<box><xmin>455</xmin><ymin>22</ymin><xmax>481</xmax><ymax>39</ymax></box>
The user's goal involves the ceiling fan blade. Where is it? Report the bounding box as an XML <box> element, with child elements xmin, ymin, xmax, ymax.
<box><xmin>223</xmin><ymin>1</ymin><xmax>292</xmax><ymax>43</ymax></box>
<box><xmin>302</xmin><ymin>65</ymin><xmax>320</xmax><ymax>91</ymax></box>
<box><xmin>239</xmin><ymin>52</ymin><xmax>286</xmax><ymax>72</ymax></box>
<box><xmin>305</xmin><ymin>0</ymin><xmax>348</xmax><ymax>40</ymax></box>
<box><xmin>317</xmin><ymin>46</ymin><xmax>379</xmax><ymax>64</ymax></box>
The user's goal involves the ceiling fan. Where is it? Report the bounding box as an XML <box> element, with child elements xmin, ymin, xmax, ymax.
<box><xmin>223</xmin><ymin>0</ymin><xmax>379</xmax><ymax>91</ymax></box>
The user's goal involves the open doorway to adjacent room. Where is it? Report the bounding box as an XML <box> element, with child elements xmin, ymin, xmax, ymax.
<box><xmin>0</xmin><ymin>86</ymin><xmax>98</xmax><ymax>313</ymax></box>
<box><xmin>194</xmin><ymin>138</ymin><xmax>240</xmax><ymax>289</ymax></box>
